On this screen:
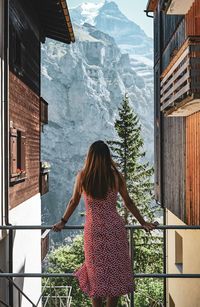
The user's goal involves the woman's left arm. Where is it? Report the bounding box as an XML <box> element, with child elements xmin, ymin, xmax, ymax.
<box><xmin>52</xmin><ymin>171</ymin><xmax>82</xmax><ymax>232</ymax></box>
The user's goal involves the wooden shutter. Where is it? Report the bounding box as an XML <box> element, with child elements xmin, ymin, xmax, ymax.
<box><xmin>20</xmin><ymin>130</ymin><xmax>26</xmax><ymax>172</ymax></box>
<box><xmin>10</xmin><ymin>128</ymin><xmax>18</xmax><ymax>177</ymax></box>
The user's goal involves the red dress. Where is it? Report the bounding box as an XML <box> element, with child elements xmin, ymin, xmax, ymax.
<box><xmin>73</xmin><ymin>189</ymin><xmax>135</xmax><ymax>298</ymax></box>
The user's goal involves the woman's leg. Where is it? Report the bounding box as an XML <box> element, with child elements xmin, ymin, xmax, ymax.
<box><xmin>91</xmin><ymin>297</ymin><xmax>103</xmax><ymax>307</ymax></box>
<box><xmin>106</xmin><ymin>296</ymin><xmax>119</xmax><ymax>307</ymax></box>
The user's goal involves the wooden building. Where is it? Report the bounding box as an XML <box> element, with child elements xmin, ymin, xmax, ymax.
<box><xmin>146</xmin><ymin>0</ymin><xmax>200</xmax><ymax>306</ymax></box>
<box><xmin>0</xmin><ymin>0</ymin><xmax>74</xmax><ymax>305</ymax></box>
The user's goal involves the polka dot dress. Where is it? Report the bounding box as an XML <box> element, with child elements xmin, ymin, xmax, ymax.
<box><xmin>73</xmin><ymin>189</ymin><xmax>135</xmax><ymax>298</ymax></box>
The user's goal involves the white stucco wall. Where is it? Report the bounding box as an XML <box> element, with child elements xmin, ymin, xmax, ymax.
<box><xmin>9</xmin><ymin>193</ymin><xmax>42</xmax><ymax>307</ymax></box>
<box><xmin>166</xmin><ymin>209</ymin><xmax>200</xmax><ymax>307</ymax></box>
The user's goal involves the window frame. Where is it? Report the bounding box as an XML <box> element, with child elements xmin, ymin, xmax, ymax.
<box><xmin>10</xmin><ymin>126</ymin><xmax>27</xmax><ymax>185</ymax></box>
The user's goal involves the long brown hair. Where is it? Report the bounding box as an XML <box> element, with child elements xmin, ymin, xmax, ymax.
<box><xmin>81</xmin><ymin>140</ymin><xmax>121</xmax><ymax>199</ymax></box>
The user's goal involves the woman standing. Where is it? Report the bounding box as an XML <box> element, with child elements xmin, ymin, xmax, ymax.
<box><xmin>52</xmin><ymin>140</ymin><xmax>158</xmax><ymax>307</ymax></box>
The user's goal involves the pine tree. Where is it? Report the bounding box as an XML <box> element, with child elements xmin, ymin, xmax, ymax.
<box><xmin>107</xmin><ymin>94</ymin><xmax>163</xmax><ymax>306</ymax></box>
<box><xmin>107</xmin><ymin>93</ymin><xmax>155</xmax><ymax>225</ymax></box>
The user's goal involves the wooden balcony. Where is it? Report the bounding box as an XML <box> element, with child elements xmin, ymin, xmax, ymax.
<box><xmin>40</xmin><ymin>97</ymin><xmax>48</xmax><ymax>125</ymax></box>
<box><xmin>40</xmin><ymin>162</ymin><xmax>50</xmax><ymax>195</ymax></box>
<box><xmin>160</xmin><ymin>37</ymin><xmax>200</xmax><ymax>116</ymax></box>
<box><xmin>41</xmin><ymin>229</ymin><xmax>50</xmax><ymax>260</ymax></box>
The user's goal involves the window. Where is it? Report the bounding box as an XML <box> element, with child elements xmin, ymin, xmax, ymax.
<box><xmin>14</xmin><ymin>32</ymin><xmax>22</xmax><ymax>68</ymax></box>
<box><xmin>12</xmin><ymin>29</ymin><xmax>24</xmax><ymax>76</ymax></box>
<box><xmin>169</xmin><ymin>294</ymin><xmax>175</xmax><ymax>307</ymax></box>
<box><xmin>10</xmin><ymin>127</ymin><xmax>26</xmax><ymax>184</ymax></box>
<box><xmin>175</xmin><ymin>231</ymin><xmax>183</xmax><ymax>271</ymax></box>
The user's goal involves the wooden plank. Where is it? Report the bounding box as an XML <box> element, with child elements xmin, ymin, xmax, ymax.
<box><xmin>163</xmin><ymin>117</ymin><xmax>186</xmax><ymax>220</ymax></box>
<box><xmin>161</xmin><ymin>70</ymin><xmax>190</xmax><ymax>103</ymax></box>
<box><xmin>161</xmin><ymin>46</ymin><xmax>189</xmax><ymax>85</ymax></box>
<box><xmin>161</xmin><ymin>82</ymin><xmax>190</xmax><ymax>111</ymax></box>
<box><xmin>161</xmin><ymin>58</ymin><xmax>190</xmax><ymax>95</ymax></box>
<box><xmin>186</xmin><ymin>111</ymin><xmax>200</xmax><ymax>225</ymax></box>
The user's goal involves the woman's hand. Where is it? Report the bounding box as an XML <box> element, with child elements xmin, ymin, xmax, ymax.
<box><xmin>52</xmin><ymin>221</ymin><xmax>65</xmax><ymax>232</ymax></box>
<box><xmin>141</xmin><ymin>221</ymin><xmax>159</xmax><ymax>233</ymax></box>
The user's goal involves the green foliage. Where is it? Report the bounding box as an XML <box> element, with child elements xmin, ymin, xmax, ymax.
<box><xmin>134</xmin><ymin>279</ymin><xmax>163</xmax><ymax>307</ymax></box>
<box><xmin>43</xmin><ymin>234</ymin><xmax>91</xmax><ymax>307</ymax></box>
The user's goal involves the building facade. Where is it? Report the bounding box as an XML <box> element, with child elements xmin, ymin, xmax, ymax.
<box><xmin>146</xmin><ymin>0</ymin><xmax>200</xmax><ymax>305</ymax></box>
<box><xmin>0</xmin><ymin>0</ymin><xmax>74</xmax><ymax>305</ymax></box>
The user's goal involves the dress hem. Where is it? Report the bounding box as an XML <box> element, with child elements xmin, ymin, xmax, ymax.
<box><xmin>73</xmin><ymin>269</ymin><xmax>135</xmax><ymax>298</ymax></box>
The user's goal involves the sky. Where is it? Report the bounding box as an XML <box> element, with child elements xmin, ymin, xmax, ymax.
<box><xmin>68</xmin><ymin>0</ymin><xmax>153</xmax><ymax>38</ymax></box>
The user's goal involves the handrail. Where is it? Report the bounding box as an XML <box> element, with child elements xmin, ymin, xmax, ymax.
<box><xmin>0</xmin><ymin>272</ymin><xmax>200</xmax><ymax>278</ymax></box>
<box><xmin>0</xmin><ymin>299</ymin><xmax>10</xmax><ymax>307</ymax></box>
<box><xmin>0</xmin><ymin>268</ymin><xmax>36</xmax><ymax>306</ymax></box>
<box><xmin>1</xmin><ymin>224</ymin><xmax>200</xmax><ymax>230</ymax></box>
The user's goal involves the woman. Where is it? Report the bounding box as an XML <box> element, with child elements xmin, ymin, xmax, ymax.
<box><xmin>52</xmin><ymin>140</ymin><xmax>158</xmax><ymax>307</ymax></box>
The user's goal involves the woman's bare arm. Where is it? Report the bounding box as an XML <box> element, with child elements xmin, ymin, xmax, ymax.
<box><xmin>52</xmin><ymin>171</ymin><xmax>82</xmax><ymax>231</ymax></box>
<box><xmin>118</xmin><ymin>173</ymin><xmax>158</xmax><ymax>231</ymax></box>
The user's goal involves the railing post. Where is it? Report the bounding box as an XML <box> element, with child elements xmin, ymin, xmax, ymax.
<box><xmin>129</xmin><ymin>228</ymin><xmax>134</xmax><ymax>307</ymax></box>
<box><xmin>8</xmin><ymin>228</ymin><xmax>13</xmax><ymax>307</ymax></box>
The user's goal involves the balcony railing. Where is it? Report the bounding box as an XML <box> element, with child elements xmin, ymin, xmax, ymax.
<box><xmin>40</xmin><ymin>97</ymin><xmax>48</xmax><ymax>126</ymax></box>
<box><xmin>1</xmin><ymin>224</ymin><xmax>200</xmax><ymax>307</ymax></box>
<box><xmin>160</xmin><ymin>37</ymin><xmax>200</xmax><ymax>116</ymax></box>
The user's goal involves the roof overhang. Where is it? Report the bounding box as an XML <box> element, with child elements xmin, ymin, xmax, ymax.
<box><xmin>166</xmin><ymin>0</ymin><xmax>195</xmax><ymax>14</ymax></box>
<box><xmin>146</xmin><ymin>0</ymin><xmax>159</xmax><ymax>12</ymax></box>
<box><xmin>38</xmin><ymin>0</ymin><xmax>75</xmax><ymax>44</ymax></box>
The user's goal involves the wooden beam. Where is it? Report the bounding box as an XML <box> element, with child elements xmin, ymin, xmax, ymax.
<box><xmin>45</xmin><ymin>33</ymin><xmax>71</xmax><ymax>44</ymax></box>
<box><xmin>146</xmin><ymin>0</ymin><xmax>159</xmax><ymax>12</ymax></box>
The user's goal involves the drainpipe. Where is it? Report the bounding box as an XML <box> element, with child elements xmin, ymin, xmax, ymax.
<box><xmin>144</xmin><ymin>10</ymin><xmax>154</xmax><ymax>18</ymax></box>
<box><xmin>0</xmin><ymin>0</ymin><xmax>9</xmax><ymax>226</ymax></box>
<box><xmin>145</xmin><ymin>2</ymin><xmax>166</xmax><ymax>305</ymax></box>
<box><xmin>1</xmin><ymin>0</ymin><xmax>13</xmax><ymax>306</ymax></box>
<box><xmin>158</xmin><ymin>3</ymin><xmax>167</xmax><ymax>306</ymax></box>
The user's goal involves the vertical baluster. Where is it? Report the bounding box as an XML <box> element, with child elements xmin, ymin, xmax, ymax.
<box><xmin>9</xmin><ymin>228</ymin><xmax>13</xmax><ymax>307</ymax></box>
<box><xmin>129</xmin><ymin>228</ymin><xmax>134</xmax><ymax>307</ymax></box>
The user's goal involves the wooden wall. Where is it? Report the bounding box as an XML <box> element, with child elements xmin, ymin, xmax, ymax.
<box><xmin>9</xmin><ymin>0</ymin><xmax>40</xmax><ymax>95</ymax></box>
<box><xmin>186</xmin><ymin>0</ymin><xmax>200</xmax><ymax>36</ymax></box>
<box><xmin>9</xmin><ymin>72</ymin><xmax>40</xmax><ymax>209</ymax></box>
<box><xmin>162</xmin><ymin>117</ymin><xmax>186</xmax><ymax>221</ymax></box>
<box><xmin>9</xmin><ymin>0</ymin><xmax>41</xmax><ymax>209</ymax></box>
<box><xmin>186</xmin><ymin>112</ymin><xmax>200</xmax><ymax>225</ymax></box>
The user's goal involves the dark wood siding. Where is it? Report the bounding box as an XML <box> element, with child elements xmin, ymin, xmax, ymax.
<box><xmin>186</xmin><ymin>112</ymin><xmax>200</xmax><ymax>225</ymax></box>
<box><xmin>154</xmin><ymin>5</ymin><xmax>161</xmax><ymax>64</ymax></box>
<box><xmin>9</xmin><ymin>72</ymin><xmax>40</xmax><ymax>209</ymax></box>
<box><xmin>162</xmin><ymin>117</ymin><xmax>186</xmax><ymax>221</ymax></box>
<box><xmin>161</xmin><ymin>14</ymin><xmax>184</xmax><ymax>51</ymax></box>
<box><xmin>161</xmin><ymin>17</ymin><xmax>186</xmax><ymax>73</ymax></box>
<box><xmin>154</xmin><ymin>62</ymin><xmax>161</xmax><ymax>201</ymax></box>
<box><xmin>9</xmin><ymin>0</ymin><xmax>40</xmax><ymax>95</ymax></box>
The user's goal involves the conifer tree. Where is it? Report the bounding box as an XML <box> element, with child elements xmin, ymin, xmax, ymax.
<box><xmin>108</xmin><ymin>93</ymin><xmax>155</xmax><ymax>225</ymax></box>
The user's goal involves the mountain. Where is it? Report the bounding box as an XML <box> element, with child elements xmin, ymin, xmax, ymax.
<box><xmin>41</xmin><ymin>2</ymin><xmax>154</xmax><ymax>229</ymax></box>
<box><xmin>70</xmin><ymin>1</ymin><xmax>152</xmax><ymax>58</ymax></box>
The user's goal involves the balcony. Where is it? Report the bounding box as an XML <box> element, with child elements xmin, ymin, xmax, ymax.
<box><xmin>160</xmin><ymin>37</ymin><xmax>200</xmax><ymax>116</ymax></box>
<box><xmin>41</xmin><ymin>229</ymin><xmax>50</xmax><ymax>261</ymax></box>
<box><xmin>1</xmin><ymin>224</ymin><xmax>200</xmax><ymax>307</ymax></box>
<box><xmin>40</xmin><ymin>97</ymin><xmax>48</xmax><ymax>126</ymax></box>
<box><xmin>40</xmin><ymin>161</ymin><xmax>51</xmax><ymax>196</ymax></box>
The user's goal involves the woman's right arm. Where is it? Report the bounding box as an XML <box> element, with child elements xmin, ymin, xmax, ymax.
<box><xmin>118</xmin><ymin>173</ymin><xmax>158</xmax><ymax>232</ymax></box>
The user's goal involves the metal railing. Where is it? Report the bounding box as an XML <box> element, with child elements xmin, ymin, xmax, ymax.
<box><xmin>0</xmin><ymin>268</ymin><xmax>37</xmax><ymax>306</ymax></box>
<box><xmin>1</xmin><ymin>224</ymin><xmax>200</xmax><ymax>307</ymax></box>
